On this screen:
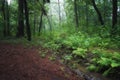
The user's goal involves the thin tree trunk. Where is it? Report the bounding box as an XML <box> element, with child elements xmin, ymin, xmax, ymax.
<box><xmin>91</xmin><ymin>0</ymin><xmax>104</xmax><ymax>25</ymax></box>
<box><xmin>6</xmin><ymin>0</ymin><xmax>10</xmax><ymax>36</ymax></box>
<box><xmin>74</xmin><ymin>0</ymin><xmax>79</xmax><ymax>28</ymax></box>
<box><xmin>111</xmin><ymin>0</ymin><xmax>118</xmax><ymax>37</ymax></box>
<box><xmin>1</xmin><ymin>0</ymin><xmax>10</xmax><ymax>37</ymax></box>
<box><xmin>85</xmin><ymin>2</ymin><xmax>88</xmax><ymax>27</ymax></box>
<box><xmin>39</xmin><ymin>12</ymin><xmax>43</xmax><ymax>33</ymax></box>
<box><xmin>103</xmin><ymin>0</ymin><xmax>106</xmax><ymax>24</ymax></box>
<box><xmin>2</xmin><ymin>0</ymin><xmax>7</xmax><ymax>36</ymax></box>
<box><xmin>78</xmin><ymin>0</ymin><xmax>81</xmax><ymax>26</ymax></box>
<box><xmin>24</xmin><ymin>0</ymin><xmax>31</xmax><ymax>41</ymax></box>
<box><xmin>33</xmin><ymin>13</ymin><xmax>36</xmax><ymax>35</ymax></box>
<box><xmin>58</xmin><ymin>0</ymin><xmax>61</xmax><ymax>26</ymax></box>
<box><xmin>17</xmin><ymin>0</ymin><xmax>24</xmax><ymax>37</ymax></box>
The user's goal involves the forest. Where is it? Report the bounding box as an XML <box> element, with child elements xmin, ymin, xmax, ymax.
<box><xmin>0</xmin><ymin>0</ymin><xmax>120</xmax><ymax>80</ymax></box>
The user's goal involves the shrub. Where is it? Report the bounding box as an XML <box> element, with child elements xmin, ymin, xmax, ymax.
<box><xmin>87</xmin><ymin>49</ymin><xmax>120</xmax><ymax>76</ymax></box>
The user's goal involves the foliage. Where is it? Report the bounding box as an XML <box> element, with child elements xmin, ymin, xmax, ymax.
<box><xmin>87</xmin><ymin>49</ymin><xmax>120</xmax><ymax>76</ymax></box>
<box><xmin>0</xmin><ymin>0</ymin><xmax>120</xmax><ymax>79</ymax></box>
<box><xmin>49</xmin><ymin>54</ymin><xmax>56</xmax><ymax>61</ymax></box>
<box><xmin>44</xmin><ymin>41</ymin><xmax>61</xmax><ymax>50</ymax></box>
<box><xmin>72</xmin><ymin>48</ymin><xmax>87</xmax><ymax>58</ymax></box>
<box><xmin>40</xmin><ymin>26</ymin><xmax>120</xmax><ymax>77</ymax></box>
<box><xmin>63</xmin><ymin>55</ymin><xmax>72</xmax><ymax>61</ymax></box>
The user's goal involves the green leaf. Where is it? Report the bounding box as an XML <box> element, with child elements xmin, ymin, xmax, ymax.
<box><xmin>72</xmin><ymin>48</ymin><xmax>87</xmax><ymax>58</ymax></box>
<box><xmin>64</xmin><ymin>55</ymin><xmax>72</xmax><ymax>60</ymax></box>
<box><xmin>111</xmin><ymin>62</ymin><xmax>120</xmax><ymax>68</ymax></box>
<box><xmin>87</xmin><ymin>64</ymin><xmax>97</xmax><ymax>71</ymax></box>
<box><xmin>97</xmin><ymin>57</ymin><xmax>111</xmax><ymax>66</ymax></box>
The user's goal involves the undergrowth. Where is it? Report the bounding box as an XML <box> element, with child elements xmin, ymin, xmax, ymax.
<box><xmin>1</xmin><ymin>25</ymin><xmax>120</xmax><ymax>78</ymax></box>
<box><xmin>39</xmin><ymin>25</ymin><xmax>120</xmax><ymax>77</ymax></box>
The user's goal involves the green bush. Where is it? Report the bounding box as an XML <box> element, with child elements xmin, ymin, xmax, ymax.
<box><xmin>72</xmin><ymin>48</ymin><xmax>87</xmax><ymax>58</ymax></box>
<box><xmin>38</xmin><ymin>25</ymin><xmax>120</xmax><ymax>77</ymax></box>
<box><xmin>87</xmin><ymin>49</ymin><xmax>120</xmax><ymax>76</ymax></box>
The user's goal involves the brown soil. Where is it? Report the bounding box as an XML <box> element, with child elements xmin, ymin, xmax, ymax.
<box><xmin>0</xmin><ymin>43</ymin><xmax>84</xmax><ymax>80</ymax></box>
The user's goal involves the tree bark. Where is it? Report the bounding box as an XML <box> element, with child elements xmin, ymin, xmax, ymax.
<box><xmin>33</xmin><ymin>13</ymin><xmax>36</xmax><ymax>35</ymax></box>
<box><xmin>6</xmin><ymin>0</ymin><xmax>10</xmax><ymax>36</ymax></box>
<box><xmin>58</xmin><ymin>0</ymin><xmax>61</xmax><ymax>26</ymax></box>
<box><xmin>91</xmin><ymin>0</ymin><xmax>104</xmax><ymax>25</ymax></box>
<box><xmin>24</xmin><ymin>0</ymin><xmax>31</xmax><ymax>41</ymax></box>
<box><xmin>85</xmin><ymin>2</ymin><xmax>89</xmax><ymax>26</ymax></box>
<box><xmin>74</xmin><ymin>0</ymin><xmax>79</xmax><ymax>28</ymax></box>
<box><xmin>111</xmin><ymin>0</ymin><xmax>118</xmax><ymax>37</ymax></box>
<box><xmin>39</xmin><ymin>12</ymin><xmax>43</xmax><ymax>33</ymax></box>
<box><xmin>2</xmin><ymin>0</ymin><xmax>7</xmax><ymax>36</ymax></box>
<box><xmin>17</xmin><ymin>0</ymin><xmax>24</xmax><ymax>37</ymax></box>
<box><xmin>2</xmin><ymin>0</ymin><xmax>10</xmax><ymax>37</ymax></box>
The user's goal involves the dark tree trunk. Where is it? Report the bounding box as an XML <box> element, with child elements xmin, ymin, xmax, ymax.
<box><xmin>39</xmin><ymin>12</ymin><xmax>43</xmax><ymax>33</ymax></box>
<box><xmin>2</xmin><ymin>0</ymin><xmax>10</xmax><ymax>37</ymax></box>
<box><xmin>91</xmin><ymin>0</ymin><xmax>104</xmax><ymax>25</ymax></box>
<box><xmin>42</xmin><ymin>7</ymin><xmax>52</xmax><ymax>31</ymax></box>
<box><xmin>85</xmin><ymin>2</ymin><xmax>89</xmax><ymax>27</ymax></box>
<box><xmin>17</xmin><ymin>0</ymin><xmax>24</xmax><ymax>37</ymax></box>
<box><xmin>78</xmin><ymin>0</ymin><xmax>81</xmax><ymax>26</ymax></box>
<box><xmin>2</xmin><ymin>0</ymin><xmax>7</xmax><ymax>36</ymax></box>
<box><xmin>33</xmin><ymin>13</ymin><xmax>36</xmax><ymax>35</ymax></box>
<box><xmin>111</xmin><ymin>0</ymin><xmax>118</xmax><ymax>37</ymax></box>
<box><xmin>103</xmin><ymin>0</ymin><xmax>106</xmax><ymax>24</ymax></box>
<box><xmin>58</xmin><ymin>0</ymin><xmax>61</xmax><ymax>26</ymax></box>
<box><xmin>24</xmin><ymin>0</ymin><xmax>31</xmax><ymax>41</ymax></box>
<box><xmin>6</xmin><ymin>0</ymin><xmax>10</xmax><ymax>36</ymax></box>
<box><xmin>74</xmin><ymin>0</ymin><xmax>79</xmax><ymax>28</ymax></box>
<box><xmin>43</xmin><ymin>0</ymin><xmax>50</xmax><ymax>3</ymax></box>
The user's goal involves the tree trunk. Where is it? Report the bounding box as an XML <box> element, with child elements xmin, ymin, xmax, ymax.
<box><xmin>2</xmin><ymin>0</ymin><xmax>7</xmax><ymax>37</ymax></box>
<box><xmin>6</xmin><ymin>0</ymin><xmax>10</xmax><ymax>36</ymax></box>
<box><xmin>91</xmin><ymin>0</ymin><xmax>104</xmax><ymax>25</ymax></box>
<box><xmin>39</xmin><ymin>12</ymin><xmax>43</xmax><ymax>34</ymax></box>
<box><xmin>111</xmin><ymin>0</ymin><xmax>118</xmax><ymax>37</ymax></box>
<box><xmin>74</xmin><ymin>0</ymin><xmax>79</xmax><ymax>28</ymax></box>
<box><xmin>24</xmin><ymin>0</ymin><xmax>31</xmax><ymax>41</ymax></box>
<box><xmin>17</xmin><ymin>0</ymin><xmax>24</xmax><ymax>37</ymax></box>
<box><xmin>2</xmin><ymin>0</ymin><xmax>10</xmax><ymax>37</ymax></box>
<box><xmin>58</xmin><ymin>0</ymin><xmax>61</xmax><ymax>26</ymax></box>
<box><xmin>85</xmin><ymin>2</ymin><xmax>89</xmax><ymax>27</ymax></box>
<box><xmin>103</xmin><ymin>0</ymin><xmax>106</xmax><ymax>24</ymax></box>
<box><xmin>33</xmin><ymin>13</ymin><xmax>36</xmax><ymax>35</ymax></box>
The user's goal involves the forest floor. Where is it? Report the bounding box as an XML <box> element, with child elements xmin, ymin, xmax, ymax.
<box><xmin>0</xmin><ymin>42</ymin><xmax>84</xmax><ymax>80</ymax></box>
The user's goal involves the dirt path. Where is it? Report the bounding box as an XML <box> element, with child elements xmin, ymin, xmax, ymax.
<box><xmin>0</xmin><ymin>43</ymin><xmax>84</xmax><ymax>80</ymax></box>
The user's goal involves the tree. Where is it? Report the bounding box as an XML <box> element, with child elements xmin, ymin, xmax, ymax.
<box><xmin>39</xmin><ymin>12</ymin><xmax>43</xmax><ymax>34</ymax></box>
<box><xmin>85</xmin><ymin>1</ymin><xmax>89</xmax><ymax>26</ymax></box>
<box><xmin>6</xmin><ymin>0</ymin><xmax>10</xmax><ymax>36</ymax></box>
<box><xmin>58</xmin><ymin>0</ymin><xmax>61</xmax><ymax>26</ymax></box>
<box><xmin>43</xmin><ymin>0</ymin><xmax>50</xmax><ymax>3</ymax></box>
<box><xmin>16</xmin><ymin>0</ymin><xmax>24</xmax><ymax>37</ymax></box>
<box><xmin>1</xmin><ymin>0</ymin><xmax>10</xmax><ymax>37</ymax></box>
<box><xmin>16</xmin><ymin>0</ymin><xmax>31</xmax><ymax>40</ymax></box>
<box><xmin>111</xmin><ymin>0</ymin><xmax>118</xmax><ymax>37</ymax></box>
<box><xmin>74</xmin><ymin>0</ymin><xmax>79</xmax><ymax>28</ymax></box>
<box><xmin>23</xmin><ymin>0</ymin><xmax>31</xmax><ymax>41</ymax></box>
<box><xmin>91</xmin><ymin>0</ymin><xmax>104</xmax><ymax>25</ymax></box>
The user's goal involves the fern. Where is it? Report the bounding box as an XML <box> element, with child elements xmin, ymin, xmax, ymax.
<box><xmin>72</xmin><ymin>48</ymin><xmax>87</xmax><ymax>58</ymax></box>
